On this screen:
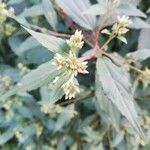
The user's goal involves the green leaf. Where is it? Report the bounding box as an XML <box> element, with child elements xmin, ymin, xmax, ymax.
<box><xmin>96</xmin><ymin>56</ymin><xmax>145</xmax><ymax>138</ymax></box>
<box><xmin>22</xmin><ymin>27</ymin><xmax>69</xmax><ymax>55</ymax></box>
<box><xmin>7</xmin><ymin>0</ymin><xmax>23</xmax><ymax>5</ymax></box>
<box><xmin>130</xmin><ymin>18</ymin><xmax>150</xmax><ymax>29</ymax></box>
<box><xmin>42</xmin><ymin>0</ymin><xmax>58</xmax><ymax>30</ymax></box>
<box><xmin>0</xmin><ymin>61</ymin><xmax>63</xmax><ymax>100</ymax></box>
<box><xmin>117</xmin><ymin>36</ymin><xmax>127</xmax><ymax>44</ymax></box>
<box><xmin>49</xmin><ymin>74</ymin><xmax>70</xmax><ymax>103</ymax></box>
<box><xmin>56</xmin><ymin>0</ymin><xmax>97</xmax><ymax>30</ymax></box>
<box><xmin>117</xmin><ymin>4</ymin><xmax>146</xmax><ymax>18</ymax></box>
<box><xmin>95</xmin><ymin>73</ymin><xmax>120</xmax><ymax>130</ymax></box>
<box><xmin>83</xmin><ymin>4</ymin><xmax>107</xmax><ymax>15</ymax></box>
<box><xmin>9</xmin><ymin>34</ymin><xmax>53</xmax><ymax>64</ymax></box>
<box><xmin>20</xmin><ymin>4</ymin><xmax>44</xmax><ymax>17</ymax></box>
<box><xmin>101</xmin><ymin>29</ymin><xmax>111</xmax><ymax>35</ymax></box>
<box><xmin>138</xmin><ymin>17</ymin><xmax>150</xmax><ymax>49</ymax></box>
<box><xmin>0</xmin><ymin>129</ymin><xmax>15</xmax><ymax>145</ymax></box>
<box><xmin>126</xmin><ymin>49</ymin><xmax>150</xmax><ymax>62</ymax></box>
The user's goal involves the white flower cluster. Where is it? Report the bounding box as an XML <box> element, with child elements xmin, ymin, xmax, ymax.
<box><xmin>102</xmin><ymin>15</ymin><xmax>132</xmax><ymax>44</ymax></box>
<box><xmin>112</xmin><ymin>16</ymin><xmax>132</xmax><ymax>36</ymax></box>
<box><xmin>53</xmin><ymin>30</ymin><xmax>88</xmax><ymax>99</ymax></box>
<box><xmin>66</xmin><ymin>30</ymin><xmax>84</xmax><ymax>50</ymax></box>
<box><xmin>54</xmin><ymin>52</ymin><xmax>88</xmax><ymax>76</ymax></box>
<box><xmin>62</xmin><ymin>77</ymin><xmax>80</xmax><ymax>99</ymax></box>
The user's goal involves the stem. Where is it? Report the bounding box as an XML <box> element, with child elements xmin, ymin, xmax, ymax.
<box><xmin>128</xmin><ymin>65</ymin><xmax>144</xmax><ymax>74</ymax></box>
<box><xmin>56</xmin><ymin>92</ymin><xmax>94</xmax><ymax>106</ymax></box>
<box><xmin>79</xmin><ymin>36</ymin><xmax>115</xmax><ymax>62</ymax></box>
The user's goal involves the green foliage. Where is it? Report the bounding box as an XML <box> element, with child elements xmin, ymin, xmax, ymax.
<box><xmin>0</xmin><ymin>0</ymin><xmax>150</xmax><ymax>149</ymax></box>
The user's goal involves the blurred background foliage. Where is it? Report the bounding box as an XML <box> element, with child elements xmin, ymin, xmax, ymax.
<box><xmin>0</xmin><ymin>0</ymin><xmax>150</xmax><ymax>149</ymax></box>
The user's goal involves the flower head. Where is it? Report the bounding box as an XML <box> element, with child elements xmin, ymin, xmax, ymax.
<box><xmin>117</xmin><ymin>15</ymin><xmax>132</xmax><ymax>27</ymax></box>
<box><xmin>62</xmin><ymin>78</ymin><xmax>80</xmax><ymax>99</ymax></box>
<box><xmin>53</xmin><ymin>52</ymin><xmax>88</xmax><ymax>76</ymax></box>
<box><xmin>112</xmin><ymin>15</ymin><xmax>132</xmax><ymax>36</ymax></box>
<box><xmin>66</xmin><ymin>30</ymin><xmax>84</xmax><ymax>50</ymax></box>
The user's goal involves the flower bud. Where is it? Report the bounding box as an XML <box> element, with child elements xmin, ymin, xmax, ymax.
<box><xmin>66</xmin><ymin>30</ymin><xmax>84</xmax><ymax>50</ymax></box>
<box><xmin>62</xmin><ymin>78</ymin><xmax>80</xmax><ymax>99</ymax></box>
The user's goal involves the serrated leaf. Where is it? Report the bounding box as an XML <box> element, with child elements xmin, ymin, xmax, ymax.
<box><xmin>96</xmin><ymin>56</ymin><xmax>145</xmax><ymax>138</ymax></box>
<box><xmin>0</xmin><ymin>61</ymin><xmax>63</xmax><ymax>100</ymax></box>
<box><xmin>42</xmin><ymin>0</ymin><xmax>58</xmax><ymax>30</ymax></box>
<box><xmin>95</xmin><ymin>73</ymin><xmax>120</xmax><ymax>130</ymax></box>
<box><xmin>56</xmin><ymin>0</ymin><xmax>97</xmax><ymax>30</ymax></box>
<box><xmin>126</xmin><ymin>49</ymin><xmax>150</xmax><ymax>62</ymax></box>
<box><xmin>22</xmin><ymin>27</ymin><xmax>69</xmax><ymax>55</ymax></box>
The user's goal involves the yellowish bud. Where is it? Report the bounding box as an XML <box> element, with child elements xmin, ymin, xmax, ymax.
<box><xmin>40</xmin><ymin>103</ymin><xmax>51</xmax><ymax>115</ymax></box>
<box><xmin>66</xmin><ymin>30</ymin><xmax>84</xmax><ymax>49</ymax></box>
<box><xmin>62</xmin><ymin>78</ymin><xmax>80</xmax><ymax>99</ymax></box>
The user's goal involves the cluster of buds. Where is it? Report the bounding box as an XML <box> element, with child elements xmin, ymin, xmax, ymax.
<box><xmin>66</xmin><ymin>30</ymin><xmax>84</xmax><ymax>50</ymax></box>
<box><xmin>62</xmin><ymin>77</ymin><xmax>80</xmax><ymax>99</ymax></box>
<box><xmin>34</xmin><ymin>122</ymin><xmax>43</xmax><ymax>137</ymax></box>
<box><xmin>40</xmin><ymin>103</ymin><xmax>62</xmax><ymax>115</ymax></box>
<box><xmin>53</xmin><ymin>30</ymin><xmax>88</xmax><ymax>99</ymax></box>
<box><xmin>18</xmin><ymin>63</ymin><xmax>30</xmax><ymax>74</ymax></box>
<box><xmin>102</xmin><ymin>15</ymin><xmax>132</xmax><ymax>44</ymax></box>
<box><xmin>112</xmin><ymin>16</ymin><xmax>132</xmax><ymax>36</ymax></box>
<box><xmin>54</xmin><ymin>52</ymin><xmax>88</xmax><ymax>76</ymax></box>
<box><xmin>14</xmin><ymin>130</ymin><xmax>24</xmax><ymax>142</ymax></box>
<box><xmin>139</xmin><ymin>67</ymin><xmax>150</xmax><ymax>88</ymax></box>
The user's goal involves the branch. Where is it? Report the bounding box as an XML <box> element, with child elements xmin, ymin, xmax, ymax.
<box><xmin>56</xmin><ymin>92</ymin><xmax>94</xmax><ymax>106</ymax></box>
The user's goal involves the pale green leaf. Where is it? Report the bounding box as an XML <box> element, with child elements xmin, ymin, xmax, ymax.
<box><xmin>20</xmin><ymin>4</ymin><xmax>44</xmax><ymax>17</ymax></box>
<box><xmin>117</xmin><ymin>36</ymin><xmax>127</xmax><ymax>44</ymax></box>
<box><xmin>126</xmin><ymin>49</ymin><xmax>150</xmax><ymax>62</ymax></box>
<box><xmin>56</xmin><ymin>0</ymin><xmax>97</xmax><ymax>30</ymax></box>
<box><xmin>0</xmin><ymin>61</ymin><xmax>63</xmax><ymax>100</ymax></box>
<box><xmin>42</xmin><ymin>0</ymin><xmax>58</xmax><ymax>30</ymax></box>
<box><xmin>101</xmin><ymin>29</ymin><xmax>111</xmax><ymax>35</ymax></box>
<box><xmin>117</xmin><ymin>4</ymin><xmax>146</xmax><ymax>18</ymax></box>
<box><xmin>95</xmin><ymin>73</ymin><xmax>120</xmax><ymax>130</ymax></box>
<box><xmin>0</xmin><ymin>129</ymin><xmax>15</xmax><ymax>145</ymax></box>
<box><xmin>130</xmin><ymin>18</ymin><xmax>150</xmax><ymax>29</ymax></box>
<box><xmin>22</xmin><ymin>26</ymin><xmax>69</xmax><ymax>55</ymax></box>
<box><xmin>83</xmin><ymin>4</ymin><xmax>107</xmax><ymax>15</ymax></box>
<box><xmin>96</xmin><ymin>56</ymin><xmax>145</xmax><ymax>138</ymax></box>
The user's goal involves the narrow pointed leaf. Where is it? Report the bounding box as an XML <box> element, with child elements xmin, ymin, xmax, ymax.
<box><xmin>96</xmin><ymin>56</ymin><xmax>145</xmax><ymax>138</ymax></box>
<box><xmin>22</xmin><ymin>27</ymin><xmax>69</xmax><ymax>55</ymax></box>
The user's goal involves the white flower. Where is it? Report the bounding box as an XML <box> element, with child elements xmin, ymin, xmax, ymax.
<box><xmin>53</xmin><ymin>52</ymin><xmax>88</xmax><ymax>76</ymax></box>
<box><xmin>117</xmin><ymin>15</ymin><xmax>132</xmax><ymax>27</ymax></box>
<box><xmin>62</xmin><ymin>78</ymin><xmax>80</xmax><ymax>99</ymax></box>
<box><xmin>65</xmin><ymin>54</ymin><xmax>88</xmax><ymax>76</ymax></box>
<box><xmin>111</xmin><ymin>15</ymin><xmax>132</xmax><ymax>37</ymax></box>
